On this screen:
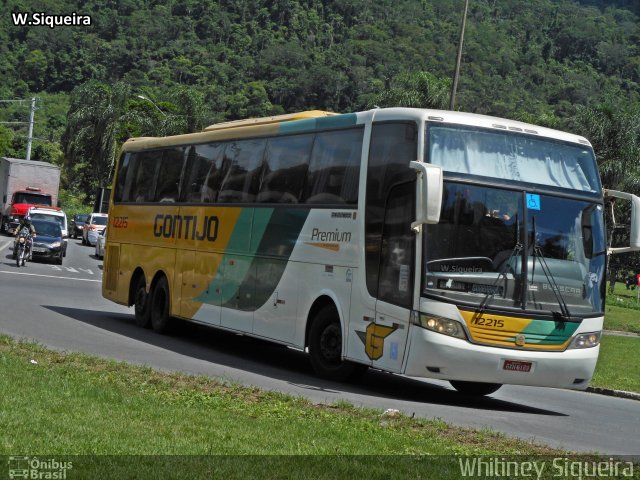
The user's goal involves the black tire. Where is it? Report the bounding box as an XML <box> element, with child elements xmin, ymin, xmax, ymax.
<box><xmin>56</xmin><ymin>252</ymin><xmax>63</xmax><ymax>265</ymax></box>
<box><xmin>150</xmin><ymin>276</ymin><xmax>174</xmax><ymax>334</ymax></box>
<box><xmin>308</xmin><ymin>305</ymin><xmax>367</xmax><ymax>381</ymax></box>
<box><xmin>16</xmin><ymin>248</ymin><xmax>22</xmax><ymax>267</ymax></box>
<box><xmin>133</xmin><ymin>275</ymin><xmax>151</xmax><ymax>328</ymax></box>
<box><xmin>450</xmin><ymin>381</ymin><xmax>502</xmax><ymax>396</ymax></box>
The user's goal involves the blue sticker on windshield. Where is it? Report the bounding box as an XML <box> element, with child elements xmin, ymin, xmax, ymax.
<box><xmin>526</xmin><ymin>194</ymin><xmax>541</xmax><ymax>210</ymax></box>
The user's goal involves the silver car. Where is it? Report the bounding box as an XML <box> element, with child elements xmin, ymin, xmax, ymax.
<box><xmin>95</xmin><ymin>227</ymin><xmax>107</xmax><ymax>259</ymax></box>
<box><xmin>83</xmin><ymin>213</ymin><xmax>108</xmax><ymax>246</ymax></box>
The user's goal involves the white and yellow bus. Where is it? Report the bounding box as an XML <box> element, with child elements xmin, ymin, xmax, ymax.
<box><xmin>103</xmin><ymin>108</ymin><xmax>640</xmax><ymax>395</ymax></box>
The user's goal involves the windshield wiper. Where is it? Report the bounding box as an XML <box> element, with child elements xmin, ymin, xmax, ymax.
<box><xmin>530</xmin><ymin>216</ymin><xmax>573</xmax><ymax>321</ymax></box>
<box><xmin>478</xmin><ymin>213</ymin><xmax>521</xmax><ymax>313</ymax></box>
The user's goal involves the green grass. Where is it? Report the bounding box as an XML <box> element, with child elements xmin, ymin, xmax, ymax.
<box><xmin>604</xmin><ymin>283</ymin><xmax>640</xmax><ymax>333</ymax></box>
<box><xmin>598</xmin><ymin>291</ymin><xmax>640</xmax><ymax>391</ymax></box>
<box><xmin>604</xmin><ymin>304</ymin><xmax>640</xmax><ymax>334</ymax></box>
<box><xmin>1</xmin><ymin>331</ymin><xmax>638</xmax><ymax>478</ymax></box>
<box><xmin>0</xmin><ymin>335</ymin><xmax>576</xmax><ymax>479</ymax></box>
<box><xmin>606</xmin><ymin>283</ymin><xmax>640</xmax><ymax>308</ymax></box>
<box><xmin>591</xmin><ymin>335</ymin><xmax>640</xmax><ymax>392</ymax></box>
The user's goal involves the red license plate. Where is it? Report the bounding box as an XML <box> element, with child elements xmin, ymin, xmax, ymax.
<box><xmin>503</xmin><ymin>360</ymin><xmax>532</xmax><ymax>372</ymax></box>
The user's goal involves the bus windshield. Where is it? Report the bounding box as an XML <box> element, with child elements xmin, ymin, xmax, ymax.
<box><xmin>423</xmin><ymin>183</ymin><xmax>606</xmax><ymax>317</ymax></box>
<box><xmin>428</xmin><ymin>125</ymin><xmax>601</xmax><ymax>194</ymax></box>
<box><xmin>14</xmin><ymin>192</ymin><xmax>52</xmax><ymax>205</ymax></box>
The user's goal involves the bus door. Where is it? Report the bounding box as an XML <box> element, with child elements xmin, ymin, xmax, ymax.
<box><xmin>372</xmin><ymin>181</ymin><xmax>415</xmax><ymax>373</ymax></box>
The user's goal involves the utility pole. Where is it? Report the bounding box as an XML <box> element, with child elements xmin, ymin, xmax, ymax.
<box><xmin>449</xmin><ymin>0</ymin><xmax>470</xmax><ymax>111</ymax></box>
<box><xmin>0</xmin><ymin>98</ymin><xmax>35</xmax><ymax>160</ymax></box>
<box><xmin>25</xmin><ymin>97</ymin><xmax>36</xmax><ymax>161</ymax></box>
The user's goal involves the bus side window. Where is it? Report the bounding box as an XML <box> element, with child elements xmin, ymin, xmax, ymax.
<box><xmin>129</xmin><ymin>151</ymin><xmax>161</xmax><ymax>203</ymax></box>
<box><xmin>155</xmin><ymin>147</ymin><xmax>187</xmax><ymax>203</ymax></box>
<box><xmin>304</xmin><ymin>128</ymin><xmax>363</xmax><ymax>205</ymax></box>
<box><xmin>182</xmin><ymin>144</ymin><xmax>225</xmax><ymax>203</ymax></box>
<box><xmin>258</xmin><ymin>133</ymin><xmax>313</xmax><ymax>204</ymax></box>
<box><xmin>218</xmin><ymin>139</ymin><xmax>266</xmax><ymax>204</ymax></box>
<box><xmin>113</xmin><ymin>153</ymin><xmax>131</xmax><ymax>203</ymax></box>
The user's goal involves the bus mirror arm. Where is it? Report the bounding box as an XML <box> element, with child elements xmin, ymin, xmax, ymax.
<box><xmin>409</xmin><ymin>161</ymin><xmax>443</xmax><ymax>232</ymax></box>
<box><xmin>604</xmin><ymin>189</ymin><xmax>640</xmax><ymax>254</ymax></box>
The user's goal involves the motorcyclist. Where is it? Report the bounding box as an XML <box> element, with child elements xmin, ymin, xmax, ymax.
<box><xmin>14</xmin><ymin>215</ymin><xmax>36</xmax><ymax>260</ymax></box>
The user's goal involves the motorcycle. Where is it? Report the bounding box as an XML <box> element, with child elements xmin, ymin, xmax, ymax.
<box><xmin>14</xmin><ymin>229</ymin><xmax>32</xmax><ymax>267</ymax></box>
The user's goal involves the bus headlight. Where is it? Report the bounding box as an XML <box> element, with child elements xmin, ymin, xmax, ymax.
<box><xmin>410</xmin><ymin>311</ymin><xmax>467</xmax><ymax>340</ymax></box>
<box><xmin>568</xmin><ymin>332</ymin><xmax>601</xmax><ymax>349</ymax></box>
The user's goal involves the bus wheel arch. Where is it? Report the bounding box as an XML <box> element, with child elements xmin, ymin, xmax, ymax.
<box><xmin>149</xmin><ymin>271</ymin><xmax>175</xmax><ymax>334</ymax></box>
<box><xmin>306</xmin><ymin>296</ymin><xmax>367</xmax><ymax>381</ymax></box>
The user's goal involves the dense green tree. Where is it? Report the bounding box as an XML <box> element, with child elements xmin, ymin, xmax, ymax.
<box><xmin>61</xmin><ymin>81</ymin><xmax>138</xmax><ymax>197</ymax></box>
<box><xmin>366</xmin><ymin>71</ymin><xmax>451</xmax><ymax>110</ymax></box>
<box><xmin>575</xmin><ymin>101</ymin><xmax>640</xmax><ymax>193</ymax></box>
<box><xmin>0</xmin><ymin>126</ymin><xmax>16</xmax><ymax>158</ymax></box>
<box><xmin>2</xmin><ymin>0</ymin><xmax>640</xmax><ymax>199</ymax></box>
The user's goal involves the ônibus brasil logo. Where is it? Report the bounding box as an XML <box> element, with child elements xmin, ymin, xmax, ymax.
<box><xmin>8</xmin><ymin>456</ymin><xmax>73</xmax><ymax>479</ymax></box>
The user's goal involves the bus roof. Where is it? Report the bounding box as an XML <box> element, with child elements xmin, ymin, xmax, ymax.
<box><xmin>203</xmin><ymin>110</ymin><xmax>336</xmax><ymax>131</ymax></box>
<box><xmin>120</xmin><ymin>108</ymin><xmax>592</xmax><ymax>152</ymax></box>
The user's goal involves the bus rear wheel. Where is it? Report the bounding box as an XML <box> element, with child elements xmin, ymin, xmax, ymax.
<box><xmin>150</xmin><ymin>276</ymin><xmax>174</xmax><ymax>334</ymax></box>
<box><xmin>133</xmin><ymin>275</ymin><xmax>151</xmax><ymax>328</ymax></box>
<box><xmin>450</xmin><ymin>381</ymin><xmax>502</xmax><ymax>396</ymax></box>
<box><xmin>308</xmin><ymin>305</ymin><xmax>367</xmax><ymax>382</ymax></box>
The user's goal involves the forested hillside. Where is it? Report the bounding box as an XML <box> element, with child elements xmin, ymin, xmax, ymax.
<box><xmin>1</xmin><ymin>0</ymin><xmax>640</xmax><ymax>202</ymax></box>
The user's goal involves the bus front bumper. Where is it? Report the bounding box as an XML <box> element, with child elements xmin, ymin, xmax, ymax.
<box><xmin>403</xmin><ymin>325</ymin><xmax>599</xmax><ymax>390</ymax></box>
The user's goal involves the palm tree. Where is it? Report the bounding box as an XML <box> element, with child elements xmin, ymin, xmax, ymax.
<box><xmin>368</xmin><ymin>71</ymin><xmax>452</xmax><ymax>110</ymax></box>
<box><xmin>62</xmin><ymin>81</ymin><xmax>138</xmax><ymax>195</ymax></box>
<box><xmin>575</xmin><ymin>102</ymin><xmax>640</xmax><ymax>194</ymax></box>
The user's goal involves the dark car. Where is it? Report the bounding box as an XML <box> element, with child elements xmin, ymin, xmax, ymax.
<box><xmin>30</xmin><ymin>218</ymin><xmax>64</xmax><ymax>265</ymax></box>
<box><xmin>70</xmin><ymin>214</ymin><xmax>89</xmax><ymax>239</ymax></box>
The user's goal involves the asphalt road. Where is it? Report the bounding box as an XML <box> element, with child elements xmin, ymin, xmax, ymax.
<box><xmin>0</xmin><ymin>234</ymin><xmax>638</xmax><ymax>456</ymax></box>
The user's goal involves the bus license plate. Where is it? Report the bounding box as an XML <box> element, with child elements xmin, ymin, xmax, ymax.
<box><xmin>503</xmin><ymin>360</ymin><xmax>532</xmax><ymax>372</ymax></box>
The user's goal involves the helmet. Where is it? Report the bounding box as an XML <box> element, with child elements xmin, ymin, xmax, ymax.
<box><xmin>23</xmin><ymin>215</ymin><xmax>31</xmax><ymax>223</ymax></box>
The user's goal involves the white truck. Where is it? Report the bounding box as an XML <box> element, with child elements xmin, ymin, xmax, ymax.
<box><xmin>0</xmin><ymin>157</ymin><xmax>61</xmax><ymax>234</ymax></box>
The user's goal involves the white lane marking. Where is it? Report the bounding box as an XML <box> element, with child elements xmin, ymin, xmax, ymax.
<box><xmin>51</xmin><ymin>266</ymin><xmax>95</xmax><ymax>275</ymax></box>
<box><xmin>0</xmin><ymin>241</ymin><xmax>12</xmax><ymax>252</ymax></box>
<box><xmin>0</xmin><ymin>270</ymin><xmax>101</xmax><ymax>282</ymax></box>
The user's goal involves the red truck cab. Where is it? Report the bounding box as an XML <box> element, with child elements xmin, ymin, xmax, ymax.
<box><xmin>4</xmin><ymin>187</ymin><xmax>53</xmax><ymax>234</ymax></box>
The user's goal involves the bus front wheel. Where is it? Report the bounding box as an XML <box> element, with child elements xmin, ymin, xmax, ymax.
<box><xmin>308</xmin><ymin>305</ymin><xmax>367</xmax><ymax>382</ymax></box>
<box><xmin>150</xmin><ymin>276</ymin><xmax>174</xmax><ymax>334</ymax></box>
<box><xmin>133</xmin><ymin>275</ymin><xmax>151</xmax><ymax>328</ymax></box>
<box><xmin>450</xmin><ymin>381</ymin><xmax>502</xmax><ymax>396</ymax></box>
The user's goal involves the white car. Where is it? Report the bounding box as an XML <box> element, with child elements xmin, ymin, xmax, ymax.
<box><xmin>95</xmin><ymin>227</ymin><xmax>107</xmax><ymax>259</ymax></box>
<box><xmin>28</xmin><ymin>206</ymin><xmax>69</xmax><ymax>256</ymax></box>
<box><xmin>83</xmin><ymin>213</ymin><xmax>108</xmax><ymax>246</ymax></box>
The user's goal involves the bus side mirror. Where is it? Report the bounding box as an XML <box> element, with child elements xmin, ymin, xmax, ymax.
<box><xmin>409</xmin><ymin>161</ymin><xmax>443</xmax><ymax>232</ymax></box>
<box><xmin>605</xmin><ymin>189</ymin><xmax>640</xmax><ymax>254</ymax></box>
